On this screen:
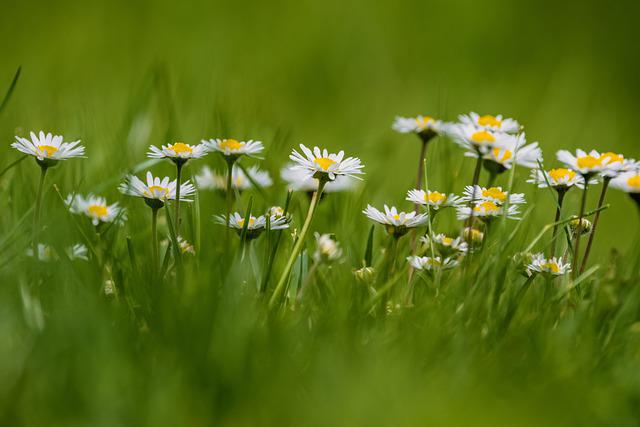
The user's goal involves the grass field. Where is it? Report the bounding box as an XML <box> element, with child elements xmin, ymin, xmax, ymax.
<box><xmin>2</xmin><ymin>1</ymin><xmax>640</xmax><ymax>426</ymax></box>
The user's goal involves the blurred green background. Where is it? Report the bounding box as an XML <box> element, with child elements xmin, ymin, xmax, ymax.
<box><xmin>2</xmin><ymin>1</ymin><xmax>640</xmax><ymax>426</ymax></box>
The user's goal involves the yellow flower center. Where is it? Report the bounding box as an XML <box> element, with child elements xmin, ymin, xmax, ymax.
<box><xmin>427</xmin><ymin>258</ymin><xmax>442</xmax><ymax>267</ymax></box>
<box><xmin>470</xmin><ymin>131</ymin><xmax>495</xmax><ymax>144</ymax></box>
<box><xmin>393</xmin><ymin>214</ymin><xmax>401</xmax><ymax>221</ymax></box>
<box><xmin>492</xmin><ymin>148</ymin><xmax>512</xmax><ymax>162</ymax></box>
<box><xmin>599</xmin><ymin>152</ymin><xmax>623</xmax><ymax>165</ymax></box>
<box><xmin>147</xmin><ymin>185</ymin><xmax>168</xmax><ymax>198</ymax></box>
<box><xmin>477</xmin><ymin>115</ymin><xmax>502</xmax><ymax>128</ymax></box>
<box><xmin>628</xmin><ymin>175</ymin><xmax>640</xmax><ymax>189</ymax></box>
<box><xmin>219</xmin><ymin>139</ymin><xmax>244</xmax><ymax>151</ymax></box>
<box><xmin>38</xmin><ymin>145</ymin><xmax>58</xmax><ymax>157</ymax></box>
<box><xmin>425</xmin><ymin>191</ymin><xmax>447</xmax><ymax>204</ymax></box>
<box><xmin>482</xmin><ymin>187</ymin><xmax>507</xmax><ymax>202</ymax></box>
<box><xmin>442</xmin><ymin>237</ymin><xmax>454</xmax><ymax>246</ymax></box>
<box><xmin>238</xmin><ymin>217</ymin><xmax>256</xmax><ymax>227</ymax></box>
<box><xmin>314</xmin><ymin>157</ymin><xmax>336</xmax><ymax>171</ymax></box>
<box><xmin>541</xmin><ymin>262</ymin><xmax>560</xmax><ymax>273</ymax></box>
<box><xmin>549</xmin><ymin>168</ymin><xmax>576</xmax><ymax>182</ymax></box>
<box><xmin>88</xmin><ymin>204</ymin><xmax>108</xmax><ymax>218</ymax></box>
<box><xmin>168</xmin><ymin>142</ymin><xmax>193</xmax><ymax>154</ymax></box>
<box><xmin>235</xmin><ymin>176</ymin><xmax>244</xmax><ymax>187</ymax></box>
<box><xmin>415</xmin><ymin>116</ymin><xmax>434</xmax><ymax>128</ymax></box>
<box><xmin>576</xmin><ymin>155</ymin><xmax>602</xmax><ymax>169</ymax></box>
<box><xmin>474</xmin><ymin>201</ymin><xmax>500</xmax><ymax>214</ymax></box>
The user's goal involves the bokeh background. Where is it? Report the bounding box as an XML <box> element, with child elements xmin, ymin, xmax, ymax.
<box><xmin>2</xmin><ymin>1</ymin><xmax>640</xmax><ymax>426</ymax></box>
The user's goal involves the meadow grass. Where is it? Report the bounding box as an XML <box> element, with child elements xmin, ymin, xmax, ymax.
<box><xmin>2</xmin><ymin>1</ymin><xmax>640</xmax><ymax>425</ymax></box>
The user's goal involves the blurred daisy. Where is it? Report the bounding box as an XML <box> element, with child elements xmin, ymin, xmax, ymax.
<box><xmin>313</xmin><ymin>233</ymin><xmax>343</xmax><ymax>263</ymax></box>
<box><xmin>268</xmin><ymin>206</ymin><xmax>285</xmax><ymax>218</ymax></box>
<box><xmin>468</xmin><ymin>133</ymin><xmax>542</xmax><ymax>173</ymax></box>
<box><xmin>406</xmin><ymin>189</ymin><xmax>463</xmax><ymax>211</ymax></box>
<box><xmin>176</xmin><ymin>236</ymin><xmax>195</xmax><ymax>255</ymax></box>
<box><xmin>456</xmin><ymin>201</ymin><xmax>521</xmax><ymax>221</ymax></box>
<box><xmin>556</xmin><ymin>149</ymin><xmax>606</xmax><ymax>177</ymax></box>
<box><xmin>289</xmin><ymin>144</ymin><xmax>364</xmax><ymax>183</ymax></box>
<box><xmin>203</xmin><ymin>138</ymin><xmax>264</xmax><ymax>159</ymax></box>
<box><xmin>463</xmin><ymin>227</ymin><xmax>485</xmax><ymax>246</ymax></box>
<box><xmin>214</xmin><ymin>212</ymin><xmax>289</xmax><ymax>239</ymax></box>
<box><xmin>599</xmin><ymin>152</ymin><xmax>635</xmax><ymax>178</ymax></box>
<box><xmin>65</xmin><ymin>194</ymin><xmax>126</xmax><ymax>226</ymax></box>
<box><xmin>12</xmin><ymin>131</ymin><xmax>85</xmax><ymax>166</ymax></box>
<box><xmin>407</xmin><ymin>255</ymin><xmax>458</xmax><ymax>271</ymax></box>
<box><xmin>119</xmin><ymin>171</ymin><xmax>196</xmax><ymax>209</ymax></box>
<box><xmin>459</xmin><ymin>112</ymin><xmax>521</xmax><ymax>134</ymax></box>
<box><xmin>148</xmin><ymin>141</ymin><xmax>207</xmax><ymax>164</ymax></box>
<box><xmin>280</xmin><ymin>164</ymin><xmax>355</xmax><ymax>193</ymax></box>
<box><xmin>526</xmin><ymin>253</ymin><xmax>571</xmax><ymax>277</ymax></box>
<box><xmin>26</xmin><ymin>243</ymin><xmax>88</xmax><ymax>262</ymax></box>
<box><xmin>392</xmin><ymin>115</ymin><xmax>447</xmax><ymax>141</ymax></box>
<box><xmin>363</xmin><ymin>205</ymin><xmax>428</xmax><ymax>238</ymax></box>
<box><xmin>447</xmin><ymin>124</ymin><xmax>509</xmax><ymax>155</ymax></box>
<box><xmin>527</xmin><ymin>168</ymin><xmax>586</xmax><ymax>190</ymax></box>
<box><xmin>611</xmin><ymin>170</ymin><xmax>640</xmax><ymax>206</ymax></box>
<box><xmin>421</xmin><ymin>234</ymin><xmax>468</xmax><ymax>255</ymax></box>
<box><xmin>195</xmin><ymin>165</ymin><xmax>273</xmax><ymax>191</ymax></box>
<box><xmin>462</xmin><ymin>186</ymin><xmax>526</xmax><ymax>206</ymax></box>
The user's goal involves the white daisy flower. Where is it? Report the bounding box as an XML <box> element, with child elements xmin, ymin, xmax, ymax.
<box><xmin>313</xmin><ymin>232</ymin><xmax>343</xmax><ymax>263</ymax></box>
<box><xmin>195</xmin><ymin>165</ymin><xmax>273</xmax><ymax>191</ymax></box>
<box><xmin>280</xmin><ymin>164</ymin><xmax>356</xmax><ymax>193</ymax></box>
<box><xmin>11</xmin><ymin>131</ymin><xmax>85</xmax><ymax>165</ymax></box>
<box><xmin>611</xmin><ymin>170</ymin><xmax>640</xmax><ymax>194</ymax></box>
<box><xmin>392</xmin><ymin>115</ymin><xmax>447</xmax><ymax>139</ymax></box>
<box><xmin>599</xmin><ymin>152</ymin><xmax>635</xmax><ymax>178</ymax></box>
<box><xmin>147</xmin><ymin>141</ymin><xmax>208</xmax><ymax>164</ymax></box>
<box><xmin>407</xmin><ymin>255</ymin><xmax>458</xmax><ymax>271</ymax></box>
<box><xmin>458</xmin><ymin>112</ymin><xmax>521</xmax><ymax>134</ymax></box>
<box><xmin>447</xmin><ymin>124</ymin><xmax>510</xmax><ymax>155</ymax></box>
<box><xmin>421</xmin><ymin>234</ymin><xmax>468</xmax><ymax>255</ymax></box>
<box><xmin>363</xmin><ymin>204</ymin><xmax>428</xmax><ymax>237</ymax></box>
<box><xmin>526</xmin><ymin>253</ymin><xmax>571</xmax><ymax>277</ymax></box>
<box><xmin>466</xmin><ymin>133</ymin><xmax>542</xmax><ymax>172</ymax></box>
<box><xmin>556</xmin><ymin>149</ymin><xmax>606</xmax><ymax>177</ymax></box>
<box><xmin>176</xmin><ymin>236</ymin><xmax>196</xmax><ymax>255</ymax></box>
<box><xmin>26</xmin><ymin>243</ymin><xmax>88</xmax><ymax>262</ymax></box>
<box><xmin>268</xmin><ymin>206</ymin><xmax>285</xmax><ymax>218</ymax></box>
<box><xmin>527</xmin><ymin>168</ymin><xmax>588</xmax><ymax>190</ymax></box>
<box><xmin>456</xmin><ymin>201</ymin><xmax>521</xmax><ymax>221</ymax></box>
<box><xmin>289</xmin><ymin>144</ymin><xmax>364</xmax><ymax>182</ymax></box>
<box><xmin>202</xmin><ymin>138</ymin><xmax>264</xmax><ymax>159</ymax></box>
<box><xmin>119</xmin><ymin>171</ymin><xmax>196</xmax><ymax>209</ymax></box>
<box><xmin>65</xmin><ymin>194</ymin><xmax>127</xmax><ymax>226</ymax></box>
<box><xmin>462</xmin><ymin>186</ymin><xmax>526</xmax><ymax>206</ymax></box>
<box><xmin>406</xmin><ymin>189</ymin><xmax>463</xmax><ymax>210</ymax></box>
<box><xmin>214</xmin><ymin>212</ymin><xmax>289</xmax><ymax>239</ymax></box>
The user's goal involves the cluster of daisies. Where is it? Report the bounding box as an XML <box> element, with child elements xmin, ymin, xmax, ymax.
<box><xmin>10</xmin><ymin>111</ymin><xmax>639</xmax><ymax>294</ymax></box>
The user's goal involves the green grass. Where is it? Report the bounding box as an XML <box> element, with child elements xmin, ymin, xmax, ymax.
<box><xmin>2</xmin><ymin>0</ymin><xmax>640</xmax><ymax>425</ymax></box>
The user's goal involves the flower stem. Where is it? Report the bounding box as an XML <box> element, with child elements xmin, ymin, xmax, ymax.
<box><xmin>32</xmin><ymin>165</ymin><xmax>48</xmax><ymax>256</ymax></box>
<box><xmin>572</xmin><ymin>180</ymin><xmax>590</xmax><ymax>278</ymax></box>
<box><xmin>579</xmin><ymin>177</ymin><xmax>610</xmax><ymax>274</ymax></box>
<box><xmin>174</xmin><ymin>161</ymin><xmax>183</xmax><ymax>235</ymax></box>
<box><xmin>225</xmin><ymin>158</ymin><xmax>236</xmax><ymax>244</ymax></box>
<box><xmin>549</xmin><ymin>190</ymin><xmax>566</xmax><ymax>258</ymax></box>
<box><xmin>269</xmin><ymin>180</ymin><xmax>326</xmax><ymax>309</ymax></box>
<box><xmin>465</xmin><ymin>155</ymin><xmax>484</xmax><ymax>231</ymax></box>
<box><xmin>413</xmin><ymin>140</ymin><xmax>428</xmax><ymax>212</ymax></box>
<box><xmin>151</xmin><ymin>207</ymin><xmax>160</xmax><ymax>274</ymax></box>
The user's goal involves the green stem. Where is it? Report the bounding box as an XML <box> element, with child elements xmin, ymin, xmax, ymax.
<box><xmin>580</xmin><ymin>178</ymin><xmax>610</xmax><ymax>274</ymax></box>
<box><xmin>269</xmin><ymin>180</ymin><xmax>326</xmax><ymax>309</ymax></box>
<box><xmin>151</xmin><ymin>207</ymin><xmax>159</xmax><ymax>275</ymax></box>
<box><xmin>486</xmin><ymin>170</ymin><xmax>497</xmax><ymax>188</ymax></box>
<box><xmin>174</xmin><ymin>161</ymin><xmax>183</xmax><ymax>235</ymax></box>
<box><xmin>32</xmin><ymin>165</ymin><xmax>48</xmax><ymax>257</ymax></box>
<box><xmin>465</xmin><ymin>155</ymin><xmax>484</xmax><ymax>230</ymax></box>
<box><xmin>414</xmin><ymin>140</ymin><xmax>428</xmax><ymax>211</ymax></box>
<box><xmin>549</xmin><ymin>190</ymin><xmax>566</xmax><ymax>258</ymax></box>
<box><xmin>572</xmin><ymin>180</ymin><xmax>590</xmax><ymax>278</ymax></box>
<box><xmin>225</xmin><ymin>158</ymin><xmax>236</xmax><ymax>244</ymax></box>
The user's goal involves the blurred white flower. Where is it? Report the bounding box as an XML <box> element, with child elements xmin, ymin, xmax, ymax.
<box><xmin>313</xmin><ymin>233</ymin><xmax>343</xmax><ymax>263</ymax></box>
<box><xmin>195</xmin><ymin>165</ymin><xmax>273</xmax><ymax>191</ymax></box>
<box><xmin>65</xmin><ymin>193</ymin><xmax>126</xmax><ymax>226</ymax></box>
<box><xmin>289</xmin><ymin>144</ymin><xmax>364</xmax><ymax>182</ymax></box>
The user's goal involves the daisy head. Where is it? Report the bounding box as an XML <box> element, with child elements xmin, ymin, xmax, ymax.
<box><xmin>456</xmin><ymin>201</ymin><xmax>521</xmax><ymax>221</ymax></box>
<box><xmin>598</xmin><ymin>152</ymin><xmax>635</xmax><ymax>178</ymax></box>
<box><xmin>11</xmin><ymin>131</ymin><xmax>85</xmax><ymax>168</ymax></box>
<box><xmin>203</xmin><ymin>138</ymin><xmax>264</xmax><ymax>160</ymax></box>
<box><xmin>463</xmin><ymin>227</ymin><xmax>485</xmax><ymax>247</ymax></box>
<box><xmin>176</xmin><ymin>236</ymin><xmax>196</xmax><ymax>255</ymax></box>
<box><xmin>280</xmin><ymin>164</ymin><xmax>356</xmax><ymax>193</ymax></box>
<box><xmin>289</xmin><ymin>144</ymin><xmax>364</xmax><ymax>184</ymax></box>
<box><xmin>407</xmin><ymin>255</ymin><xmax>458</xmax><ymax>272</ymax></box>
<box><xmin>195</xmin><ymin>165</ymin><xmax>272</xmax><ymax>191</ymax></box>
<box><xmin>527</xmin><ymin>253</ymin><xmax>571</xmax><ymax>278</ymax></box>
<box><xmin>214</xmin><ymin>212</ymin><xmax>289</xmax><ymax>240</ymax></box>
<box><xmin>459</xmin><ymin>112</ymin><xmax>521</xmax><ymax>134</ymax></box>
<box><xmin>65</xmin><ymin>194</ymin><xmax>127</xmax><ymax>226</ymax></box>
<box><xmin>313</xmin><ymin>232</ymin><xmax>343</xmax><ymax>263</ymax></box>
<box><xmin>148</xmin><ymin>141</ymin><xmax>208</xmax><ymax>165</ymax></box>
<box><xmin>363</xmin><ymin>204</ymin><xmax>428</xmax><ymax>238</ymax></box>
<box><xmin>462</xmin><ymin>185</ymin><xmax>526</xmax><ymax>206</ymax></box>
<box><xmin>556</xmin><ymin>149</ymin><xmax>607</xmax><ymax>177</ymax></box>
<box><xmin>119</xmin><ymin>171</ymin><xmax>196</xmax><ymax>209</ymax></box>
<box><xmin>421</xmin><ymin>233</ymin><xmax>468</xmax><ymax>256</ymax></box>
<box><xmin>611</xmin><ymin>170</ymin><xmax>640</xmax><ymax>194</ymax></box>
<box><xmin>392</xmin><ymin>115</ymin><xmax>447</xmax><ymax>142</ymax></box>
<box><xmin>406</xmin><ymin>189</ymin><xmax>463</xmax><ymax>211</ymax></box>
<box><xmin>477</xmin><ymin>133</ymin><xmax>542</xmax><ymax>174</ymax></box>
<box><xmin>447</xmin><ymin>124</ymin><xmax>510</xmax><ymax>155</ymax></box>
<box><xmin>527</xmin><ymin>168</ymin><xmax>586</xmax><ymax>191</ymax></box>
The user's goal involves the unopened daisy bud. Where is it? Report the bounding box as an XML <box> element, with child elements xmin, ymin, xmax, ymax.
<box><xmin>313</xmin><ymin>232</ymin><xmax>343</xmax><ymax>263</ymax></box>
<box><xmin>569</xmin><ymin>217</ymin><xmax>592</xmax><ymax>236</ymax></box>
<box><xmin>104</xmin><ymin>280</ymin><xmax>116</xmax><ymax>296</ymax></box>
<box><xmin>353</xmin><ymin>266</ymin><xmax>376</xmax><ymax>284</ymax></box>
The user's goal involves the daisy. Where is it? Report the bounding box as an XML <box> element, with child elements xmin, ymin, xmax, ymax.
<box><xmin>363</xmin><ymin>205</ymin><xmax>429</xmax><ymax>238</ymax></box>
<box><xmin>459</xmin><ymin>112</ymin><xmax>521</xmax><ymax>134</ymax></box>
<box><xmin>268</xmin><ymin>206</ymin><xmax>285</xmax><ymax>218</ymax></box>
<box><xmin>214</xmin><ymin>212</ymin><xmax>289</xmax><ymax>240</ymax></box>
<box><xmin>26</xmin><ymin>243</ymin><xmax>88</xmax><ymax>262</ymax></box>
<box><xmin>456</xmin><ymin>201</ymin><xmax>521</xmax><ymax>221</ymax></box>
<box><xmin>463</xmin><ymin>227</ymin><xmax>485</xmax><ymax>246</ymax></box>
<box><xmin>556</xmin><ymin>149</ymin><xmax>607</xmax><ymax>177</ymax></box>
<box><xmin>11</xmin><ymin>131</ymin><xmax>85</xmax><ymax>166</ymax></box>
<box><xmin>147</xmin><ymin>141</ymin><xmax>208</xmax><ymax>164</ymax></box>
<box><xmin>119</xmin><ymin>171</ymin><xmax>196</xmax><ymax>209</ymax></box>
<box><xmin>195</xmin><ymin>165</ymin><xmax>273</xmax><ymax>191</ymax></box>
<box><xmin>176</xmin><ymin>236</ymin><xmax>196</xmax><ymax>255</ymax></box>
<box><xmin>421</xmin><ymin>234</ymin><xmax>468</xmax><ymax>255</ymax></box>
<box><xmin>527</xmin><ymin>168</ymin><xmax>588</xmax><ymax>190</ymax></box>
<box><xmin>406</xmin><ymin>189</ymin><xmax>463</xmax><ymax>211</ymax></box>
<box><xmin>462</xmin><ymin>186</ymin><xmax>526</xmax><ymax>206</ymax></box>
<box><xmin>313</xmin><ymin>233</ymin><xmax>343</xmax><ymax>263</ymax></box>
<box><xmin>203</xmin><ymin>138</ymin><xmax>264</xmax><ymax>159</ymax></box>
<box><xmin>407</xmin><ymin>255</ymin><xmax>458</xmax><ymax>271</ymax></box>
<box><xmin>611</xmin><ymin>170</ymin><xmax>640</xmax><ymax>207</ymax></box>
<box><xmin>65</xmin><ymin>194</ymin><xmax>127</xmax><ymax>226</ymax></box>
<box><xmin>470</xmin><ymin>133</ymin><xmax>542</xmax><ymax>173</ymax></box>
<box><xmin>280</xmin><ymin>164</ymin><xmax>355</xmax><ymax>193</ymax></box>
<box><xmin>392</xmin><ymin>115</ymin><xmax>448</xmax><ymax>141</ymax></box>
<box><xmin>447</xmin><ymin>124</ymin><xmax>511</xmax><ymax>155</ymax></box>
<box><xmin>289</xmin><ymin>144</ymin><xmax>364</xmax><ymax>183</ymax></box>
<box><xmin>526</xmin><ymin>253</ymin><xmax>571</xmax><ymax>277</ymax></box>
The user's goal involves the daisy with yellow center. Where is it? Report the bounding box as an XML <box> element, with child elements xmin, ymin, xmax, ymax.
<box><xmin>421</xmin><ymin>234</ymin><xmax>468</xmax><ymax>255</ymax></box>
<box><xmin>459</xmin><ymin>112</ymin><xmax>521</xmax><ymax>134</ymax></box>
<box><xmin>527</xmin><ymin>253</ymin><xmax>571</xmax><ymax>277</ymax></box>
<box><xmin>462</xmin><ymin>185</ymin><xmax>525</xmax><ymax>206</ymax></box>
<box><xmin>280</xmin><ymin>163</ymin><xmax>356</xmax><ymax>193</ymax></box>
<box><xmin>65</xmin><ymin>194</ymin><xmax>127</xmax><ymax>226</ymax></box>
<box><xmin>456</xmin><ymin>200</ymin><xmax>521</xmax><ymax>221</ymax></box>
<box><xmin>148</xmin><ymin>141</ymin><xmax>208</xmax><ymax>163</ymax></box>
<box><xmin>195</xmin><ymin>165</ymin><xmax>273</xmax><ymax>191</ymax></box>
<box><xmin>289</xmin><ymin>144</ymin><xmax>364</xmax><ymax>183</ymax></box>
<box><xmin>202</xmin><ymin>138</ymin><xmax>264</xmax><ymax>158</ymax></box>
<box><xmin>313</xmin><ymin>232</ymin><xmax>343</xmax><ymax>263</ymax></box>
<box><xmin>214</xmin><ymin>212</ymin><xmax>289</xmax><ymax>240</ymax></box>
<box><xmin>11</xmin><ymin>131</ymin><xmax>85</xmax><ymax>165</ymax></box>
<box><xmin>556</xmin><ymin>149</ymin><xmax>607</xmax><ymax>177</ymax></box>
<box><xmin>528</xmin><ymin>168</ymin><xmax>586</xmax><ymax>190</ymax></box>
<box><xmin>363</xmin><ymin>204</ymin><xmax>429</xmax><ymax>238</ymax></box>
<box><xmin>407</xmin><ymin>255</ymin><xmax>458</xmax><ymax>271</ymax></box>
<box><xmin>406</xmin><ymin>189</ymin><xmax>463</xmax><ymax>211</ymax></box>
<box><xmin>392</xmin><ymin>115</ymin><xmax>446</xmax><ymax>140</ymax></box>
<box><xmin>611</xmin><ymin>170</ymin><xmax>640</xmax><ymax>209</ymax></box>
<box><xmin>472</xmin><ymin>133</ymin><xmax>542</xmax><ymax>174</ymax></box>
<box><xmin>447</xmin><ymin>124</ymin><xmax>512</xmax><ymax>156</ymax></box>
